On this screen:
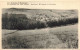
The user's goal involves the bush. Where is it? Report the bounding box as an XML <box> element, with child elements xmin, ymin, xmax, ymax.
<box><xmin>2</xmin><ymin>13</ymin><xmax>28</xmax><ymax>30</ymax></box>
<box><xmin>2</xmin><ymin>13</ymin><xmax>46</xmax><ymax>30</ymax></box>
<box><xmin>47</xmin><ymin>17</ymin><xmax>78</xmax><ymax>27</ymax></box>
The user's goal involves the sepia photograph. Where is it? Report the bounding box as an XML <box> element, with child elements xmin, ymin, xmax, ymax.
<box><xmin>2</xmin><ymin>8</ymin><xmax>78</xmax><ymax>49</ymax></box>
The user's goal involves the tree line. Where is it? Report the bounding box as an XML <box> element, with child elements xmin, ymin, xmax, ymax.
<box><xmin>2</xmin><ymin>13</ymin><xmax>78</xmax><ymax>30</ymax></box>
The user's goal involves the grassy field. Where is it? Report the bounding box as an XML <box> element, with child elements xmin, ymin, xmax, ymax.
<box><xmin>2</xmin><ymin>24</ymin><xmax>78</xmax><ymax>49</ymax></box>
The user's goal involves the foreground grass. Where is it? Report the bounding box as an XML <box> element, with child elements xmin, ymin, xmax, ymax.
<box><xmin>2</xmin><ymin>24</ymin><xmax>78</xmax><ymax>49</ymax></box>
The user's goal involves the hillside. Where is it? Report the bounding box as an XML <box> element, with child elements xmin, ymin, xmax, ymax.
<box><xmin>2</xmin><ymin>24</ymin><xmax>78</xmax><ymax>48</ymax></box>
<box><xmin>2</xmin><ymin>8</ymin><xmax>78</xmax><ymax>30</ymax></box>
<box><xmin>2</xmin><ymin>8</ymin><xmax>78</xmax><ymax>19</ymax></box>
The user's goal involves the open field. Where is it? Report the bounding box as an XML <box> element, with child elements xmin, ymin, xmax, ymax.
<box><xmin>2</xmin><ymin>24</ymin><xmax>78</xmax><ymax>49</ymax></box>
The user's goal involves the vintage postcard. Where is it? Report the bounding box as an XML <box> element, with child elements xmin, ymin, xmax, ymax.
<box><xmin>0</xmin><ymin>0</ymin><xmax>80</xmax><ymax>50</ymax></box>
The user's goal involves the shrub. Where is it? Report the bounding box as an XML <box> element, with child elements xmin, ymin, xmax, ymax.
<box><xmin>2</xmin><ymin>13</ymin><xmax>28</xmax><ymax>30</ymax></box>
<box><xmin>46</xmin><ymin>17</ymin><xmax>78</xmax><ymax>27</ymax></box>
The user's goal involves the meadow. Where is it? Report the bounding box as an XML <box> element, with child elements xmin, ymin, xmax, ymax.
<box><xmin>2</xmin><ymin>24</ymin><xmax>78</xmax><ymax>49</ymax></box>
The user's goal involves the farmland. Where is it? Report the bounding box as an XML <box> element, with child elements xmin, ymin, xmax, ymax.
<box><xmin>2</xmin><ymin>24</ymin><xmax>78</xmax><ymax>49</ymax></box>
